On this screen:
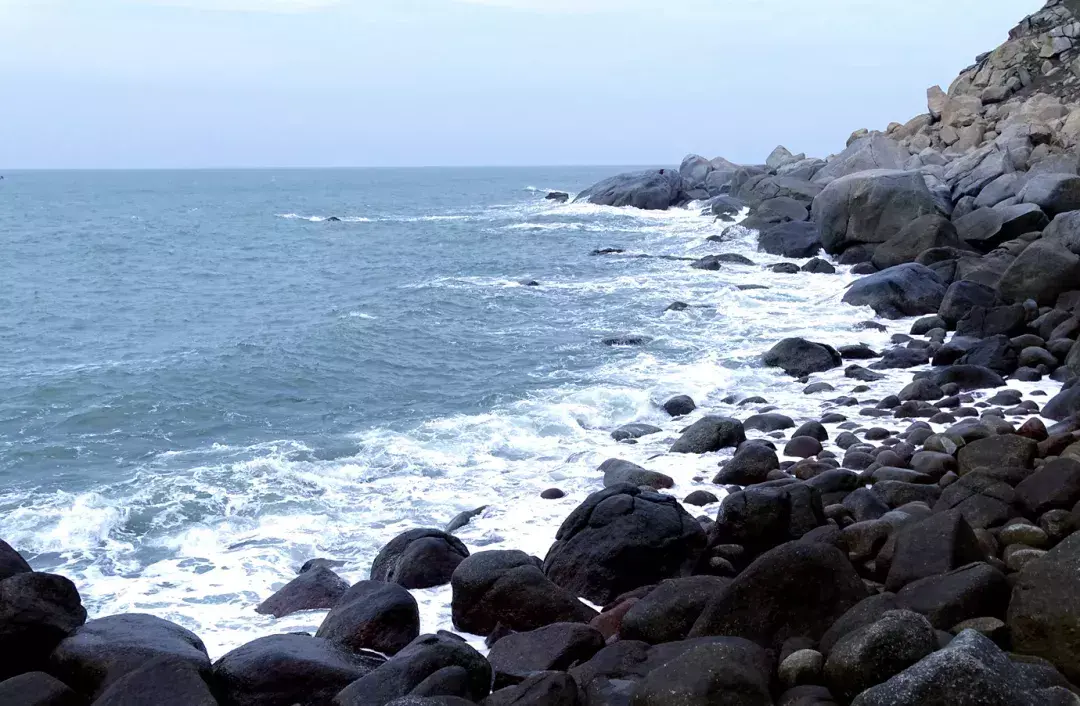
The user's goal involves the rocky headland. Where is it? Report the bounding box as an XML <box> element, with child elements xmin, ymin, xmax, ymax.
<box><xmin>7</xmin><ymin>2</ymin><xmax>1080</xmax><ymax>705</ymax></box>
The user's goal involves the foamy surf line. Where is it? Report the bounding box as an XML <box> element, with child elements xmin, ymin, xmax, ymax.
<box><xmin>0</xmin><ymin>196</ymin><xmax>1046</xmax><ymax>663</ymax></box>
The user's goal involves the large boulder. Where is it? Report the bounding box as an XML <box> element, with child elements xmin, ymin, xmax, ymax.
<box><xmin>714</xmin><ymin>444</ymin><xmax>780</xmax><ymax>486</ymax></box>
<box><xmin>958</xmin><ymin>435</ymin><xmax>1037</xmax><ymax>476</ymax></box>
<box><xmin>1016</xmin><ymin>457</ymin><xmax>1080</xmax><ymax>518</ymax></box>
<box><xmin>842</xmin><ymin>263</ymin><xmax>946</xmax><ymax>319</ymax></box>
<box><xmin>711</xmin><ymin>484</ymin><xmax>827</xmax><ymax>554</ymax></box>
<box><xmin>599</xmin><ymin>459</ymin><xmax>673</xmax><ymax>490</ymax></box>
<box><xmin>0</xmin><ymin>671</ymin><xmax>83</xmax><ymax>706</ymax></box>
<box><xmin>93</xmin><ymin>657</ymin><xmax>218</xmax><ymax>706</ymax></box>
<box><xmin>757</xmin><ymin>221</ymin><xmax>823</xmax><ymax>258</ymax></box>
<box><xmin>316</xmin><ymin>580</ymin><xmax>420</xmax><ymax>656</ymax></box>
<box><xmin>256</xmin><ymin>566</ymin><xmax>350</xmax><ymax>619</ymax></box>
<box><xmin>0</xmin><ymin>572</ymin><xmax>86</xmax><ymax>681</ymax></box>
<box><xmin>0</xmin><ymin>540</ymin><xmax>31</xmax><ymax>582</ymax></box>
<box><xmin>872</xmin><ymin>214</ymin><xmax>963</xmax><ymax>270</ymax></box>
<box><xmin>670</xmin><ymin>416</ymin><xmax>746</xmax><ymax>454</ymax></box>
<box><xmin>1008</xmin><ymin>531</ymin><xmax>1080</xmax><ymax>683</ymax></box>
<box><xmin>619</xmin><ymin>576</ymin><xmax>731</xmax><ymax>644</ymax></box>
<box><xmin>689</xmin><ymin>541</ymin><xmax>868</xmax><ymax>649</ymax></box>
<box><xmin>679</xmin><ymin>155</ymin><xmax>712</xmax><ymax>190</ymax></box>
<box><xmin>627</xmin><ymin>639</ymin><xmax>773</xmax><ymax>706</ymax></box>
<box><xmin>214</xmin><ymin>634</ymin><xmax>382</xmax><ymax>706</ymax></box>
<box><xmin>894</xmin><ymin>562</ymin><xmax>1009</xmax><ymax>629</ymax></box>
<box><xmin>332</xmin><ymin>632</ymin><xmax>491</xmax><ymax>706</ymax></box>
<box><xmin>49</xmin><ymin>614</ymin><xmax>208</xmax><ymax>701</ymax></box>
<box><xmin>883</xmin><ymin>510</ymin><xmax>985</xmax><ymax>591</ymax></box>
<box><xmin>542</xmin><ymin>484</ymin><xmax>706</xmax><ymax>605</ymax></box>
<box><xmin>762</xmin><ymin>338</ymin><xmax>842</xmax><ymax>377</ymax></box>
<box><xmin>370</xmin><ymin>529</ymin><xmax>470</xmax><ymax>590</ymax></box>
<box><xmin>997</xmin><ymin>238</ymin><xmax>1080</xmax><ymax>305</ymax></box>
<box><xmin>1018</xmin><ymin>172</ymin><xmax>1080</xmax><ymax>216</ymax></box>
<box><xmin>938</xmin><ymin>280</ymin><xmax>1001</xmax><ymax>327</ymax></box>
<box><xmin>483</xmin><ymin>672</ymin><xmax>578</xmax><ymax>706</ymax></box>
<box><xmin>851</xmin><ymin>629</ymin><xmax>1064</xmax><ymax>705</ymax></box>
<box><xmin>450</xmin><ymin>550</ymin><xmax>595</xmax><ymax>637</ymax></box>
<box><xmin>486</xmin><ymin>623</ymin><xmax>604</xmax><ymax>689</ymax></box>
<box><xmin>823</xmin><ymin>610</ymin><xmax>937</xmax><ymax>702</ymax></box>
<box><xmin>813</xmin><ymin>135</ymin><xmax>907</xmax><ymax>184</ymax></box>
<box><xmin>575</xmin><ymin>170</ymin><xmax>683</xmax><ymax>211</ymax></box>
<box><xmin>1042</xmin><ymin>384</ymin><xmax>1080</xmax><ymax>420</ymax></box>
<box><xmin>812</xmin><ymin>170</ymin><xmax>940</xmax><ymax>255</ymax></box>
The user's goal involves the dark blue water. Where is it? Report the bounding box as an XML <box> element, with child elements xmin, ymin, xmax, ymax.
<box><xmin>0</xmin><ymin>167</ymin><xmax>883</xmax><ymax>653</ymax></box>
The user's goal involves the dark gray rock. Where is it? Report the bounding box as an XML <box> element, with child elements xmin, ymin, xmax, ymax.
<box><xmin>872</xmin><ymin>215</ymin><xmax>962</xmax><ymax>270</ymax></box>
<box><xmin>1018</xmin><ymin>172</ymin><xmax>1080</xmax><ymax>216</ymax></box>
<box><xmin>371</xmin><ymin>529</ymin><xmax>470</xmax><ymax>590</ymax></box>
<box><xmin>575</xmin><ymin>170</ymin><xmax>683</xmax><ymax>211</ymax></box>
<box><xmin>0</xmin><ymin>572</ymin><xmax>86</xmax><ymax>681</ymax></box>
<box><xmin>671</xmin><ymin>416</ymin><xmax>747</xmax><ymax>454</ymax></box>
<box><xmin>763</xmin><ymin>338</ymin><xmax>843</xmax><ymax>377</ymax></box>
<box><xmin>620</xmin><ymin>576</ymin><xmax>731</xmax><ymax>645</ymax></box>
<box><xmin>92</xmin><ymin>657</ymin><xmax>217</xmax><ymax>706</ymax></box>
<box><xmin>997</xmin><ymin>238</ymin><xmax>1080</xmax><ymax>306</ymax></box>
<box><xmin>599</xmin><ymin>459</ymin><xmax>673</xmax><ymax>490</ymax></box>
<box><xmin>938</xmin><ymin>280</ymin><xmax>1001</xmax><ymax>326</ymax></box>
<box><xmin>714</xmin><ymin>445</ymin><xmax>780</xmax><ymax>486</ymax></box>
<box><xmin>542</xmin><ymin>485</ymin><xmax>706</xmax><ymax>604</ymax></box>
<box><xmin>813</xmin><ymin>135</ymin><xmax>907</xmax><ymax>184</ymax></box>
<box><xmin>610</xmin><ymin>423</ymin><xmax>662</xmax><ymax>442</ymax></box>
<box><xmin>663</xmin><ymin>395</ymin><xmax>696</xmax><ymax>417</ymax></box>
<box><xmin>450</xmin><ymin>550</ymin><xmax>595</xmax><ymax>636</ymax></box>
<box><xmin>884</xmin><ymin>510</ymin><xmax>985</xmax><ymax>592</ymax></box>
<box><xmin>256</xmin><ymin>566</ymin><xmax>350</xmax><ymax>619</ymax></box>
<box><xmin>842</xmin><ymin>264</ymin><xmax>946</xmax><ymax>319</ymax></box>
<box><xmin>0</xmin><ymin>540</ymin><xmax>31</xmax><ymax>583</ymax></box>
<box><xmin>628</xmin><ymin>639</ymin><xmax>773</xmax><ymax>706</ymax></box>
<box><xmin>0</xmin><ymin>671</ymin><xmax>83</xmax><ymax>706</ymax></box>
<box><xmin>487</xmin><ymin>623</ymin><xmax>604</xmax><ymax>689</ymax></box>
<box><xmin>824</xmin><ymin>610</ymin><xmax>937</xmax><ymax>701</ymax></box>
<box><xmin>483</xmin><ymin>672</ymin><xmax>578</xmax><ymax>706</ymax></box>
<box><xmin>743</xmin><ymin>413</ymin><xmax>795</xmax><ymax>433</ymax></box>
<box><xmin>1015</xmin><ymin>458</ymin><xmax>1080</xmax><ymax>516</ymax></box>
<box><xmin>895</xmin><ymin>562</ymin><xmax>1009</xmax><ymax>629</ymax></box>
<box><xmin>316</xmin><ymin>580</ymin><xmax>420</xmax><ymax>656</ymax></box>
<box><xmin>758</xmin><ymin>221</ymin><xmax>823</xmax><ymax>258</ymax></box>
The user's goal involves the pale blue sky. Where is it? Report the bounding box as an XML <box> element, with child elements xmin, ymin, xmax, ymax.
<box><xmin>0</xmin><ymin>0</ymin><xmax>1044</xmax><ymax>168</ymax></box>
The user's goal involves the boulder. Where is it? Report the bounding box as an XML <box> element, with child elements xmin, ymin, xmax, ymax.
<box><xmin>743</xmin><ymin>413</ymin><xmax>795</xmax><ymax>433</ymax></box>
<box><xmin>542</xmin><ymin>484</ymin><xmax>706</xmax><ymax>604</ymax></box>
<box><xmin>883</xmin><ymin>510</ymin><xmax>985</xmax><ymax>591</ymax></box>
<box><xmin>255</xmin><ymin>566</ymin><xmax>350</xmax><ymax>619</ymax></box>
<box><xmin>711</xmin><ymin>485</ymin><xmax>827</xmax><ymax>554</ymax></box>
<box><xmin>610</xmin><ymin>423</ymin><xmax>662</xmax><ymax>442</ymax></box>
<box><xmin>689</xmin><ymin>541</ymin><xmax>868</xmax><ymax>649</ymax></box>
<box><xmin>370</xmin><ymin>529</ymin><xmax>470</xmax><ymax>590</ymax></box>
<box><xmin>842</xmin><ymin>264</ymin><xmax>946</xmax><ymax>319</ymax></box>
<box><xmin>0</xmin><ymin>572</ymin><xmax>86</xmax><ymax>681</ymax></box>
<box><xmin>938</xmin><ymin>280</ymin><xmax>1001</xmax><ymax>326</ymax></box>
<box><xmin>679</xmin><ymin>154</ymin><xmax>712</xmax><ymax>189</ymax></box>
<box><xmin>823</xmin><ymin>610</ymin><xmax>937</xmax><ymax>701</ymax></box>
<box><xmin>450</xmin><ymin>551</ymin><xmax>595</xmax><ymax>636</ymax></box>
<box><xmin>758</xmin><ymin>221</ymin><xmax>823</xmax><ymax>258</ymax></box>
<box><xmin>929</xmin><ymin>364</ymin><xmax>1005</xmax><ymax>391</ymax></box>
<box><xmin>819</xmin><ymin>592</ymin><xmax>907</xmax><ymax>656</ymax></box>
<box><xmin>757</xmin><ymin>196</ymin><xmax>809</xmax><ymax>223</ymax></box>
<box><xmin>813</xmin><ymin>135</ymin><xmax>907</xmax><ymax>184</ymax></box>
<box><xmin>575</xmin><ymin>170</ymin><xmax>683</xmax><ymax>211</ymax></box>
<box><xmin>0</xmin><ymin>671</ymin><xmax>83</xmax><ymax>706</ymax></box>
<box><xmin>958</xmin><ymin>435</ymin><xmax>1037</xmax><ymax>476</ymax></box>
<box><xmin>1015</xmin><ymin>458</ymin><xmax>1080</xmax><ymax>516</ymax></box>
<box><xmin>0</xmin><ymin>540</ymin><xmax>31</xmax><ymax>582</ymax></box>
<box><xmin>483</xmin><ymin>672</ymin><xmax>578</xmax><ymax>706</ymax></box>
<box><xmin>619</xmin><ymin>576</ymin><xmax>731</xmax><ymax>644</ymax></box>
<box><xmin>997</xmin><ymin>238</ymin><xmax>1080</xmax><ymax>305</ymax></box>
<box><xmin>628</xmin><ymin>639</ymin><xmax>773</xmax><ymax>706</ymax></box>
<box><xmin>316</xmin><ymin>580</ymin><xmax>420</xmax><ymax>656</ymax></box>
<box><xmin>872</xmin><ymin>215</ymin><xmax>962</xmax><ymax>270</ymax></box>
<box><xmin>662</xmin><ymin>395</ymin><xmax>696</xmax><ymax>417</ymax></box>
<box><xmin>50</xmin><ymin>614</ymin><xmax>208</xmax><ymax>700</ymax></box>
<box><xmin>332</xmin><ymin>632</ymin><xmax>490</xmax><ymax>706</ymax></box>
<box><xmin>812</xmin><ymin>170</ymin><xmax>940</xmax><ymax>255</ymax></box>
<box><xmin>92</xmin><ymin>657</ymin><xmax>217</xmax><ymax>706</ymax></box>
<box><xmin>762</xmin><ymin>338</ymin><xmax>842</xmax><ymax>377</ymax></box>
<box><xmin>670</xmin><ymin>416</ymin><xmax>746</xmax><ymax>454</ymax></box>
<box><xmin>1008</xmin><ymin>531</ymin><xmax>1080</xmax><ymax>683</ymax></box>
<box><xmin>599</xmin><ymin>459</ymin><xmax>673</xmax><ymax>490</ymax></box>
<box><xmin>487</xmin><ymin>623</ymin><xmax>604</xmax><ymax>689</ymax></box>
<box><xmin>956</xmin><ymin>335</ymin><xmax>1019</xmax><ymax>375</ymax></box>
<box><xmin>714</xmin><ymin>445</ymin><xmax>780</xmax><ymax>486</ymax></box>
<box><xmin>933</xmin><ymin>471</ymin><xmax>1017</xmax><ymax>529</ymax></box>
<box><xmin>1019</xmin><ymin>172</ymin><xmax>1080</xmax><ymax>216</ymax></box>
<box><xmin>895</xmin><ymin>562</ymin><xmax>1010</xmax><ymax>629</ymax></box>
<box><xmin>851</xmin><ymin>629</ymin><xmax>1061</xmax><ymax>706</ymax></box>
<box><xmin>1042</xmin><ymin>384</ymin><xmax>1080</xmax><ymax>420</ymax></box>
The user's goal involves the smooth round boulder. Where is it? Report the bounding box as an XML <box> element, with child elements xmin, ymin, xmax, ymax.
<box><xmin>256</xmin><ymin>566</ymin><xmax>350</xmax><ymax>619</ymax></box>
<box><xmin>316</xmin><ymin>580</ymin><xmax>420</xmax><ymax>656</ymax></box>
<box><xmin>0</xmin><ymin>572</ymin><xmax>87</xmax><ymax>681</ymax></box>
<box><xmin>0</xmin><ymin>671</ymin><xmax>83</xmax><ymax>706</ymax></box>
<box><xmin>663</xmin><ymin>395</ymin><xmax>696</xmax><ymax>417</ymax></box>
<box><xmin>842</xmin><ymin>263</ymin><xmax>946</xmax><ymax>319</ymax></box>
<box><xmin>763</xmin><ymin>338</ymin><xmax>843</xmax><ymax>377</ymax></box>
<box><xmin>824</xmin><ymin>610</ymin><xmax>937</xmax><ymax>701</ymax></box>
<box><xmin>371</xmin><ymin>529</ymin><xmax>470</xmax><ymax>590</ymax></box>
<box><xmin>92</xmin><ymin>657</ymin><xmax>218</xmax><ymax>706</ymax></box>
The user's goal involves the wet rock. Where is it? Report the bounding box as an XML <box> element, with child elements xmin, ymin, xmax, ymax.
<box><xmin>842</xmin><ymin>264</ymin><xmax>946</xmax><ymax>319</ymax></box>
<box><xmin>0</xmin><ymin>572</ymin><xmax>86</xmax><ymax>681</ymax></box>
<box><xmin>683</xmin><ymin>490</ymin><xmax>719</xmax><ymax>507</ymax></box>
<box><xmin>663</xmin><ymin>395</ymin><xmax>696</xmax><ymax>417</ymax></box>
<box><xmin>445</xmin><ymin>507</ymin><xmax>487</xmax><ymax>534</ymax></box>
<box><xmin>316</xmin><ymin>580</ymin><xmax>420</xmax><ymax>656</ymax></box>
<box><xmin>610</xmin><ymin>423</ymin><xmax>662</xmax><ymax>442</ymax></box>
<box><xmin>576</xmin><ymin>170</ymin><xmax>683</xmax><ymax>211</ymax></box>
<box><xmin>93</xmin><ymin>657</ymin><xmax>217</xmax><ymax>706</ymax></box>
<box><xmin>50</xmin><ymin>614</ymin><xmax>207</xmax><ymax>700</ymax></box>
<box><xmin>620</xmin><ymin>576</ymin><xmax>731</xmax><ymax>645</ymax></box>
<box><xmin>371</xmin><ymin>529</ymin><xmax>470</xmax><ymax>590</ymax></box>
<box><xmin>958</xmin><ymin>434</ymin><xmax>1037</xmax><ymax>475</ymax></box>
<box><xmin>758</xmin><ymin>221</ymin><xmax>824</xmax><ymax>258</ymax></box>
<box><xmin>671</xmin><ymin>416</ymin><xmax>746</xmax><ymax>454</ymax></box>
<box><xmin>763</xmin><ymin>338</ymin><xmax>843</xmax><ymax>377</ymax></box>
<box><xmin>256</xmin><ymin>566</ymin><xmax>350</xmax><ymax>619</ymax></box>
<box><xmin>714</xmin><ymin>444</ymin><xmax>780</xmax><ymax>486</ymax></box>
<box><xmin>689</xmin><ymin>542</ymin><xmax>868</xmax><ymax>650</ymax></box>
<box><xmin>0</xmin><ymin>671</ymin><xmax>83</xmax><ymax>706</ymax></box>
<box><xmin>333</xmin><ymin>632</ymin><xmax>490</xmax><ymax>706</ymax></box>
<box><xmin>0</xmin><ymin>540</ymin><xmax>31</xmax><ymax>582</ymax></box>
<box><xmin>487</xmin><ymin>623</ymin><xmax>604</xmax><ymax>689</ymax></box>
<box><xmin>599</xmin><ymin>459</ymin><xmax>673</xmax><ymax>490</ymax></box>
<box><xmin>542</xmin><ymin>485</ymin><xmax>706</xmax><ymax>604</ymax></box>
<box><xmin>540</xmin><ymin>488</ymin><xmax>565</xmax><ymax>500</ymax></box>
<box><xmin>483</xmin><ymin>671</ymin><xmax>578</xmax><ymax>706</ymax></box>
<box><xmin>451</xmin><ymin>550</ymin><xmax>595</xmax><ymax>636</ymax></box>
<box><xmin>711</xmin><ymin>485</ymin><xmax>827</xmax><ymax>554</ymax></box>
<box><xmin>824</xmin><ymin>610</ymin><xmax>937</xmax><ymax>701</ymax></box>
<box><xmin>744</xmin><ymin>413</ymin><xmax>795</xmax><ymax>433</ymax></box>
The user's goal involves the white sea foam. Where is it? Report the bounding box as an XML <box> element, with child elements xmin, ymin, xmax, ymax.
<box><xmin>2</xmin><ymin>195</ymin><xmax>1061</xmax><ymax>659</ymax></box>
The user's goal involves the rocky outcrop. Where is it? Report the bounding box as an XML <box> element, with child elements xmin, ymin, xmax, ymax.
<box><xmin>575</xmin><ymin>170</ymin><xmax>685</xmax><ymax>210</ymax></box>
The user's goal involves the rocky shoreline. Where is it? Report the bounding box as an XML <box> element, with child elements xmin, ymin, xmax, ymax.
<box><xmin>8</xmin><ymin>1</ymin><xmax>1080</xmax><ymax>704</ymax></box>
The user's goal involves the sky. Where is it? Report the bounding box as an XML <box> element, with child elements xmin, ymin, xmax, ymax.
<box><xmin>0</xmin><ymin>0</ymin><xmax>1046</xmax><ymax>168</ymax></box>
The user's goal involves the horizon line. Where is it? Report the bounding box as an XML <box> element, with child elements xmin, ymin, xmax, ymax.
<box><xmin>0</xmin><ymin>163</ymin><xmax>667</xmax><ymax>172</ymax></box>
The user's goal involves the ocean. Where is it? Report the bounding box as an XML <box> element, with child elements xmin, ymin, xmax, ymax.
<box><xmin>0</xmin><ymin>167</ymin><xmax>905</xmax><ymax>655</ymax></box>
